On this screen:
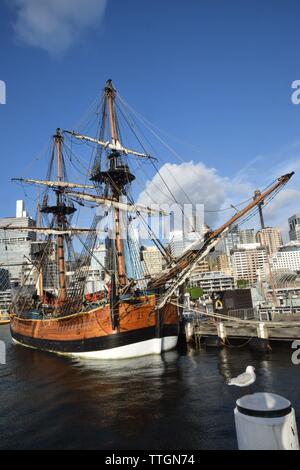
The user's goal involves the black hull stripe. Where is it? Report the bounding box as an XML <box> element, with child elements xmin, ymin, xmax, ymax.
<box><xmin>237</xmin><ymin>405</ymin><xmax>292</xmax><ymax>418</ymax></box>
<box><xmin>11</xmin><ymin>324</ymin><xmax>179</xmax><ymax>353</ymax></box>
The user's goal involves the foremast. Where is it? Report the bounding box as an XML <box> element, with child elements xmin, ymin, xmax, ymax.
<box><xmin>39</xmin><ymin>128</ymin><xmax>77</xmax><ymax>303</ymax></box>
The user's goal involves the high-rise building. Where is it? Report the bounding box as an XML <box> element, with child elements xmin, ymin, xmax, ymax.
<box><xmin>223</xmin><ymin>227</ymin><xmax>257</xmax><ymax>256</ymax></box>
<box><xmin>223</xmin><ymin>226</ymin><xmax>240</xmax><ymax>256</ymax></box>
<box><xmin>86</xmin><ymin>244</ymin><xmax>106</xmax><ymax>293</ymax></box>
<box><xmin>256</xmin><ymin>227</ymin><xmax>283</xmax><ymax>254</ymax></box>
<box><xmin>191</xmin><ymin>259</ymin><xmax>210</xmax><ymax>276</ymax></box>
<box><xmin>168</xmin><ymin>230</ymin><xmax>202</xmax><ymax>258</ymax></box>
<box><xmin>216</xmin><ymin>253</ymin><xmax>232</xmax><ymax>276</ymax></box>
<box><xmin>141</xmin><ymin>246</ymin><xmax>163</xmax><ymax>276</ymax></box>
<box><xmin>0</xmin><ymin>200</ymin><xmax>36</xmax><ymax>285</ymax></box>
<box><xmin>231</xmin><ymin>243</ymin><xmax>268</xmax><ymax>284</ymax></box>
<box><xmin>16</xmin><ymin>200</ymin><xmax>28</xmax><ymax>218</ymax></box>
<box><xmin>206</xmin><ymin>252</ymin><xmax>219</xmax><ymax>271</ymax></box>
<box><xmin>239</xmin><ymin>229</ymin><xmax>256</xmax><ymax>244</ymax></box>
<box><xmin>271</xmin><ymin>242</ymin><xmax>300</xmax><ymax>272</ymax></box>
<box><xmin>191</xmin><ymin>252</ymin><xmax>231</xmax><ymax>277</ymax></box>
<box><xmin>288</xmin><ymin>214</ymin><xmax>300</xmax><ymax>243</ymax></box>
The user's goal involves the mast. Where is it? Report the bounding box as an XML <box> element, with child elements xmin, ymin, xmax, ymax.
<box><xmin>55</xmin><ymin>128</ymin><xmax>66</xmax><ymax>302</ymax></box>
<box><xmin>36</xmin><ymin>190</ymin><xmax>44</xmax><ymax>300</ymax></box>
<box><xmin>254</xmin><ymin>189</ymin><xmax>265</xmax><ymax>229</ymax></box>
<box><xmin>105</xmin><ymin>80</ymin><xmax>127</xmax><ymax>288</ymax></box>
<box><xmin>106</xmin><ymin>80</ymin><xmax>118</xmax><ymax>146</ymax></box>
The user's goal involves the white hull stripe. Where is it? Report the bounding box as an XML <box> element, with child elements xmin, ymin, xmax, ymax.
<box><xmin>12</xmin><ymin>336</ymin><xmax>178</xmax><ymax>360</ymax></box>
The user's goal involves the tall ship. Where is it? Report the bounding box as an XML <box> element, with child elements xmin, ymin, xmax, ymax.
<box><xmin>8</xmin><ymin>80</ymin><xmax>294</xmax><ymax>359</ymax></box>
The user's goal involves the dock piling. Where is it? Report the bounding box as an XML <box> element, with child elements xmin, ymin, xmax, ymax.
<box><xmin>217</xmin><ymin>322</ymin><xmax>227</xmax><ymax>342</ymax></box>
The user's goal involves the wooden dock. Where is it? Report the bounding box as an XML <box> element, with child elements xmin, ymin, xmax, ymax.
<box><xmin>194</xmin><ymin>320</ymin><xmax>300</xmax><ymax>341</ymax></box>
<box><xmin>178</xmin><ymin>303</ymin><xmax>300</xmax><ymax>350</ymax></box>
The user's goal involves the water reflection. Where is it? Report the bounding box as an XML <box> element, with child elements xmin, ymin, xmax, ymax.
<box><xmin>0</xmin><ymin>324</ymin><xmax>299</xmax><ymax>450</ymax></box>
<box><xmin>217</xmin><ymin>347</ymin><xmax>233</xmax><ymax>383</ymax></box>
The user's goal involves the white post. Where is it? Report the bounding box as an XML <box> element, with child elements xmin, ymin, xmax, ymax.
<box><xmin>217</xmin><ymin>322</ymin><xmax>227</xmax><ymax>341</ymax></box>
<box><xmin>257</xmin><ymin>322</ymin><xmax>268</xmax><ymax>339</ymax></box>
<box><xmin>185</xmin><ymin>322</ymin><xmax>194</xmax><ymax>342</ymax></box>
<box><xmin>184</xmin><ymin>292</ymin><xmax>191</xmax><ymax>310</ymax></box>
<box><xmin>234</xmin><ymin>393</ymin><xmax>299</xmax><ymax>450</ymax></box>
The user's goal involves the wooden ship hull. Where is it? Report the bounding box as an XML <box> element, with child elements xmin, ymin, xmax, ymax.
<box><xmin>10</xmin><ymin>296</ymin><xmax>179</xmax><ymax>359</ymax></box>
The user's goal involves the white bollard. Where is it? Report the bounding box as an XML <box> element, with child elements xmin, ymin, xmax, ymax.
<box><xmin>234</xmin><ymin>393</ymin><xmax>299</xmax><ymax>450</ymax></box>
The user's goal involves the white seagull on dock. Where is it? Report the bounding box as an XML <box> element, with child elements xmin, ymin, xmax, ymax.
<box><xmin>227</xmin><ymin>366</ymin><xmax>256</xmax><ymax>387</ymax></box>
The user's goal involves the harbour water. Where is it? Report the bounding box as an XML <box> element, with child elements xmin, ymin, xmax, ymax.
<box><xmin>0</xmin><ymin>324</ymin><xmax>299</xmax><ymax>450</ymax></box>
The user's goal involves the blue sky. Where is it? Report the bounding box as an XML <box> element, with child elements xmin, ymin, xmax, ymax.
<box><xmin>0</xmin><ymin>0</ymin><xmax>300</xmax><ymax>238</ymax></box>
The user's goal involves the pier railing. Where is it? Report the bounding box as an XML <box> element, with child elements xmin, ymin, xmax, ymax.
<box><xmin>226</xmin><ymin>308</ymin><xmax>255</xmax><ymax>321</ymax></box>
<box><xmin>258</xmin><ymin>306</ymin><xmax>300</xmax><ymax>321</ymax></box>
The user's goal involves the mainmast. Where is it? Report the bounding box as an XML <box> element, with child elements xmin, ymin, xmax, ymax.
<box><xmin>55</xmin><ymin>128</ymin><xmax>66</xmax><ymax>302</ymax></box>
<box><xmin>104</xmin><ymin>80</ymin><xmax>127</xmax><ymax>288</ymax></box>
<box><xmin>106</xmin><ymin>80</ymin><xmax>118</xmax><ymax>147</ymax></box>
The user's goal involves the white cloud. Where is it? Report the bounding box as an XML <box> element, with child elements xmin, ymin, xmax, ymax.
<box><xmin>137</xmin><ymin>161</ymin><xmax>228</xmax><ymax>228</ymax></box>
<box><xmin>137</xmin><ymin>153</ymin><xmax>299</xmax><ymax>242</ymax></box>
<box><xmin>264</xmin><ymin>187</ymin><xmax>300</xmax><ymax>218</ymax></box>
<box><xmin>12</xmin><ymin>0</ymin><xmax>107</xmax><ymax>55</ymax></box>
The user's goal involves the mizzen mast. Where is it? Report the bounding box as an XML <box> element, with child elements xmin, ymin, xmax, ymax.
<box><xmin>36</xmin><ymin>190</ymin><xmax>44</xmax><ymax>300</ymax></box>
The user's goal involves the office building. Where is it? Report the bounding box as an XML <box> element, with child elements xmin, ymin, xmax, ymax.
<box><xmin>0</xmin><ymin>200</ymin><xmax>36</xmax><ymax>285</ymax></box>
<box><xmin>141</xmin><ymin>246</ymin><xmax>163</xmax><ymax>276</ymax></box>
<box><xmin>271</xmin><ymin>242</ymin><xmax>300</xmax><ymax>272</ymax></box>
<box><xmin>190</xmin><ymin>271</ymin><xmax>235</xmax><ymax>293</ymax></box>
<box><xmin>168</xmin><ymin>230</ymin><xmax>202</xmax><ymax>258</ymax></box>
<box><xmin>256</xmin><ymin>227</ymin><xmax>283</xmax><ymax>254</ymax></box>
<box><xmin>216</xmin><ymin>253</ymin><xmax>232</xmax><ymax>276</ymax></box>
<box><xmin>288</xmin><ymin>214</ymin><xmax>300</xmax><ymax>243</ymax></box>
<box><xmin>223</xmin><ymin>226</ymin><xmax>240</xmax><ymax>256</ymax></box>
<box><xmin>86</xmin><ymin>244</ymin><xmax>106</xmax><ymax>293</ymax></box>
<box><xmin>231</xmin><ymin>243</ymin><xmax>268</xmax><ymax>284</ymax></box>
<box><xmin>239</xmin><ymin>229</ymin><xmax>256</xmax><ymax>244</ymax></box>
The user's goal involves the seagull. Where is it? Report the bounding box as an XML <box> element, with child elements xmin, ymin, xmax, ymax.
<box><xmin>227</xmin><ymin>366</ymin><xmax>256</xmax><ymax>387</ymax></box>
